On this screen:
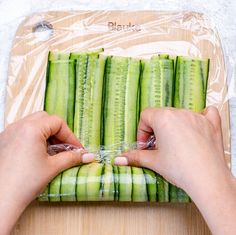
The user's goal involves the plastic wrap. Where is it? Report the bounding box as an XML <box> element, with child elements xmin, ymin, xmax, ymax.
<box><xmin>4</xmin><ymin>11</ymin><xmax>231</xmax><ymax>202</ymax></box>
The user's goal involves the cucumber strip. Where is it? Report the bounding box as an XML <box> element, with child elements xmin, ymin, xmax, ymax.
<box><xmin>157</xmin><ymin>175</ymin><xmax>169</xmax><ymax>202</ymax></box>
<box><xmin>44</xmin><ymin>61</ymin><xmax>57</xmax><ymax>115</ymax></box>
<box><xmin>61</xmin><ymin>166</ymin><xmax>79</xmax><ymax>201</ymax></box>
<box><xmin>140</xmin><ymin>58</ymin><xmax>174</xmax><ymax>110</ymax></box>
<box><xmin>104</xmin><ymin>56</ymin><xmax>128</xmax><ymax>148</ymax></box>
<box><xmin>118</xmin><ymin>166</ymin><xmax>132</xmax><ymax>201</ymax></box>
<box><xmin>73</xmin><ymin>53</ymin><xmax>105</xmax><ymax>150</ymax></box>
<box><xmin>101</xmin><ymin>164</ymin><xmax>115</xmax><ymax>201</ymax></box>
<box><xmin>103</xmin><ymin>56</ymin><xmax>141</xmax><ymax>166</ymax></box>
<box><xmin>76</xmin><ymin>164</ymin><xmax>90</xmax><ymax>201</ymax></box>
<box><xmin>86</xmin><ymin>163</ymin><xmax>103</xmax><ymax>201</ymax></box>
<box><xmin>49</xmin><ymin>173</ymin><xmax>62</xmax><ymax>202</ymax></box>
<box><xmin>88</xmin><ymin>55</ymin><xmax>106</xmax><ymax>150</ymax></box>
<box><xmin>174</xmin><ymin>56</ymin><xmax>207</xmax><ymax>112</ymax></box>
<box><xmin>45</xmin><ymin>52</ymin><xmax>75</xmax><ymax>131</ymax></box>
<box><xmin>124</xmin><ymin>58</ymin><xmax>141</xmax><ymax>145</ymax></box>
<box><xmin>177</xmin><ymin>188</ymin><xmax>189</xmax><ymax>203</ymax></box>
<box><xmin>67</xmin><ymin>60</ymin><xmax>75</xmax><ymax>130</ymax></box>
<box><xmin>132</xmin><ymin>167</ymin><xmax>148</xmax><ymax>202</ymax></box>
<box><xmin>73</xmin><ymin>54</ymin><xmax>88</xmax><ymax>140</ymax></box>
<box><xmin>169</xmin><ymin>184</ymin><xmax>178</xmax><ymax>202</ymax></box>
<box><xmin>143</xmin><ymin>168</ymin><xmax>157</xmax><ymax>202</ymax></box>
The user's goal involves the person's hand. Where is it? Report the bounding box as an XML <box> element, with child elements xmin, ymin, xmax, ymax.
<box><xmin>115</xmin><ymin>106</ymin><xmax>229</xmax><ymax>191</ymax></box>
<box><xmin>0</xmin><ymin>112</ymin><xmax>94</xmax><ymax>235</ymax></box>
<box><xmin>114</xmin><ymin>107</ymin><xmax>236</xmax><ymax>235</ymax></box>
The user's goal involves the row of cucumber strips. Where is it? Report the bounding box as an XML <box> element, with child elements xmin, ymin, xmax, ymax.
<box><xmin>42</xmin><ymin>48</ymin><xmax>210</xmax><ymax>202</ymax></box>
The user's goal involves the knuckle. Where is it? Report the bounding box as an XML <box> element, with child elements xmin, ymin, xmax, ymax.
<box><xmin>50</xmin><ymin>115</ymin><xmax>64</xmax><ymax>124</ymax></box>
<box><xmin>130</xmin><ymin>151</ymin><xmax>140</xmax><ymax>166</ymax></box>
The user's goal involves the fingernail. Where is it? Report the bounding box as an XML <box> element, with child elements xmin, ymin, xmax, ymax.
<box><xmin>114</xmin><ymin>157</ymin><xmax>128</xmax><ymax>166</ymax></box>
<box><xmin>82</xmin><ymin>153</ymin><xmax>95</xmax><ymax>163</ymax></box>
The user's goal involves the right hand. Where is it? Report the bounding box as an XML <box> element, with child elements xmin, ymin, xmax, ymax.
<box><xmin>114</xmin><ymin>106</ymin><xmax>231</xmax><ymax>194</ymax></box>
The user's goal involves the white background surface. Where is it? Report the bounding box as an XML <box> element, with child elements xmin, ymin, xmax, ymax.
<box><xmin>0</xmin><ymin>0</ymin><xmax>236</xmax><ymax>173</ymax></box>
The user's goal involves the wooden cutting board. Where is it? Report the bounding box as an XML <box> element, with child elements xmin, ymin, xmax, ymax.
<box><xmin>5</xmin><ymin>11</ymin><xmax>230</xmax><ymax>235</ymax></box>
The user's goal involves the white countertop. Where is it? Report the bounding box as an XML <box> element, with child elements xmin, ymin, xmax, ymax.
<box><xmin>0</xmin><ymin>0</ymin><xmax>236</xmax><ymax>174</ymax></box>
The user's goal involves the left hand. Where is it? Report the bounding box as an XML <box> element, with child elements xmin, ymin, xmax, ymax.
<box><xmin>0</xmin><ymin>112</ymin><xmax>94</xmax><ymax>235</ymax></box>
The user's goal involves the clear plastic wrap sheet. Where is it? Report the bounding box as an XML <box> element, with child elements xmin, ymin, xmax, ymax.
<box><xmin>4</xmin><ymin>10</ymin><xmax>231</xmax><ymax>166</ymax></box>
<box><xmin>3</xmin><ymin>10</ymin><xmax>231</xmax><ymax>203</ymax></box>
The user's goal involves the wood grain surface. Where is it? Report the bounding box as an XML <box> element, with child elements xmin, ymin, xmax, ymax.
<box><xmin>6</xmin><ymin>11</ymin><xmax>228</xmax><ymax>234</ymax></box>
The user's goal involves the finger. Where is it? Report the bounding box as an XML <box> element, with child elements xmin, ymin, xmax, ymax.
<box><xmin>203</xmin><ymin>106</ymin><xmax>222</xmax><ymax>131</ymax></box>
<box><xmin>137</xmin><ymin>108</ymin><xmax>156</xmax><ymax>142</ymax></box>
<box><xmin>40</xmin><ymin>115</ymin><xmax>83</xmax><ymax>148</ymax></box>
<box><xmin>114</xmin><ymin>149</ymin><xmax>159</xmax><ymax>170</ymax></box>
<box><xmin>50</xmin><ymin>150</ymin><xmax>95</xmax><ymax>174</ymax></box>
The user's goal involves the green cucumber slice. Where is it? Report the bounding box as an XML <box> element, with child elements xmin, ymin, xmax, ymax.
<box><xmin>45</xmin><ymin>52</ymin><xmax>75</xmax><ymax>130</ymax></box>
<box><xmin>101</xmin><ymin>164</ymin><xmax>115</xmax><ymax>201</ymax></box>
<box><xmin>73</xmin><ymin>53</ymin><xmax>105</xmax><ymax>150</ymax></box>
<box><xmin>118</xmin><ymin>166</ymin><xmax>132</xmax><ymax>201</ymax></box>
<box><xmin>143</xmin><ymin>168</ymin><xmax>157</xmax><ymax>202</ymax></box>
<box><xmin>49</xmin><ymin>173</ymin><xmax>62</xmax><ymax>202</ymax></box>
<box><xmin>76</xmin><ymin>164</ymin><xmax>90</xmax><ymax>201</ymax></box>
<box><xmin>157</xmin><ymin>175</ymin><xmax>169</xmax><ymax>202</ymax></box>
<box><xmin>132</xmin><ymin>167</ymin><xmax>148</xmax><ymax>202</ymax></box>
<box><xmin>124</xmin><ymin>58</ymin><xmax>141</xmax><ymax>145</ymax></box>
<box><xmin>61</xmin><ymin>166</ymin><xmax>79</xmax><ymax>201</ymax></box>
<box><xmin>86</xmin><ymin>163</ymin><xmax>103</xmax><ymax>201</ymax></box>
<box><xmin>140</xmin><ymin>57</ymin><xmax>174</xmax><ymax>111</ymax></box>
<box><xmin>174</xmin><ymin>56</ymin><xmax>209</xmax><ymax>112</ymax></box>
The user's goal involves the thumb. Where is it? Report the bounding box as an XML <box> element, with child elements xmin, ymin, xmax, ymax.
<box><xmin>50</xmin><ymin>150</ymin><xmax>95</xmax><ymax>175</ymax></box>
<box><xmin>114</xmin><ymin>149</ymin><xmax>159</xmax><ymax>171</ymax></box>
<box><xmin>202</xmin><ymin>106</ymin><xmax>222</xmax><ymax>132</ymax></box>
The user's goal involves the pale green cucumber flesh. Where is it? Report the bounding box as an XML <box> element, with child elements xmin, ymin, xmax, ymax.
<box><xmin>49</xmin><ymin>173</ymin><xmax>62</xmax><ymax>202</ymax></box>
<box><xmin>76</xmin><ymin>164</ymin><xmax>90</xmax><ymax>201</ymax></box>
<box><xmin>86</xmin><ymin>163</ymin><xmax>103</xmax><ymax>201</ymax></box>
<box><xmin>104</xmin><ymin>56</ymin><xmax>129</xmax><ymax>148</ymax></box>
<box><xmin>143</xmin><ymin>168</ymin><xmax>157</xmax><ymax>202</ymax></box>
<box><xmin>61</xmin><ymin>166</ymin><xmax>79</xmax><ymax>201</ymax></box>
<box><xmin>132</xmin><ymin>167</ymin><xmax>148</xmax><ymax>202</ymax></box>
<box><xmin>101</xmin><ymin>164</ymin><xmax>115</xmax><ymax>201</ymax></box>
<box><xmin>124</xmin><ymin>58</ymin><xmax>141</xmax><ymax>145</ymax></box>
<box><xmin>73</xmin><ymin>54</ymin><xmax>88</xmax><ymax>140</ymax></box>
<box><xmin>118</xmin><ymin>166</ymin><xmax>132</xmax><ymax>201</ymax></box>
